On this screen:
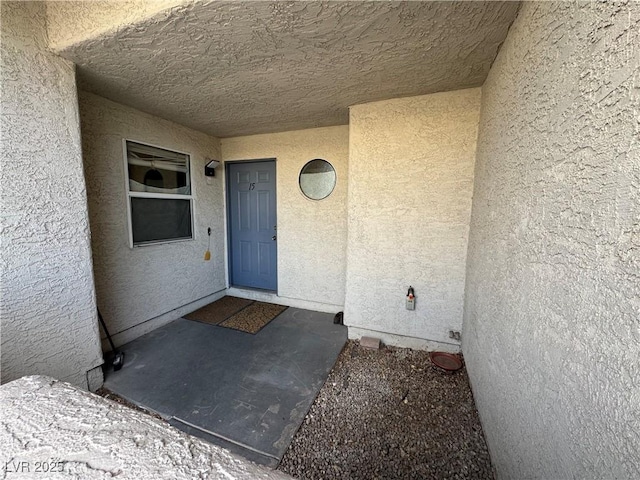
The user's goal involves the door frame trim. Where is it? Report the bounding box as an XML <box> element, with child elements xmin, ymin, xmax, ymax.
<box><xmin>225</xmin><ymin>158</ymin><xmax>278</xmax><ymax>292</ymax></box>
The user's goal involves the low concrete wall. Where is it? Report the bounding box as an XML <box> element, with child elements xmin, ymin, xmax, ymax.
<box><xmin>0</xmin><ymin>376</ymin><xmax>291</xmax><ymax>480</ymax></box>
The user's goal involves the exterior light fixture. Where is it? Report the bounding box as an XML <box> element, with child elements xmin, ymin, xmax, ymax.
<box><xmin>205</xmin><ymin>159</ymin><xmax>221</xmax><ymax>177</ymax></box>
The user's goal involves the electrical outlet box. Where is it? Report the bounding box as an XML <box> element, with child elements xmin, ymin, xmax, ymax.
<box><xmin>406</xmin><ymin>297</ymin><xmax>415</xmax><ymax>310</ymax></box>
<box><xmin>406</xmin><ymin>286</ymin><xmax>416</xmax><ymax>311</ymax></box>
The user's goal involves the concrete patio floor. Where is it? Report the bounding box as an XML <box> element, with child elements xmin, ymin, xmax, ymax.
<box><xmin>103</xmin><ymin>307</ymin><xmax>347</xmax><ymax>467</ymax></box>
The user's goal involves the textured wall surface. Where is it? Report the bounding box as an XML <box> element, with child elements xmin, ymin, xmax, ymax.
<box><xmin>50</xmin><ymin>1</ymin><xmax>518</xmax><ymax>137</ymax></box>
<box><xmin>46</xmin><ymin>0</ymin><xmax>184</xmax><ymax>51</ymax></box>
<box><xmin>79</xmin><ymin>92</ymin><xmax>225</xmax><ymax>346</ymax></box>
<box><xmin>1</xmin><ymin>2</ymin><xmax>104</xmax><ymax>388</ymax></box>
<box><xmin>222</xmin><ymin>126</ymin><xmax>349</xmax><ymax>309</ymax></box>
<box><xmin>345</xmin><ymin>89</ymin><xmax>481</xmax><ymax>348</ymax></box>
<box><xmin>463</xmin><ymin>2</ymin><xmax>640</xmax><ymax>479</ymax></box>
<box><xmin>1</xmin><ymin>376</ymin><xmax>292</xmax><ymax>480</ymax></box>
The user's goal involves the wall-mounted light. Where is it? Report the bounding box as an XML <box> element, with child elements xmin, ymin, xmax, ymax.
<box><xmin>205</xmin><ymin>159</ymin><xmax>221</xmax><ymax>177</ymax></box>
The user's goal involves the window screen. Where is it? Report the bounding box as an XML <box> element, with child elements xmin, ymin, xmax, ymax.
<box><xmin>125</xmin><ymin>141</ymin><xmax>194</xmax><ymax>246</ymax></box>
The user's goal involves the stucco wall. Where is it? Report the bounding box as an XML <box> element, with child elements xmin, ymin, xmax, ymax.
<box><xmin>221</xmin><ymin>126</ymin><xmax>349</xmax><ymax>310</ymax></box>
<box><xmin>46</xmin><ymin>0</ymin><xmax>185</xmax><ymax>52</ymax></box>
<box><xmin>345</xmin><ymin>89</ymin><xmax>480</xmax><ymax>348</ymax></box>
<box><xmin>1</xmin><ymin>376</ymin><xmax>291</xmax><ymax>480</ymax></box>
<box><xmin>1</xmin><ymin>2</ymin><xmax>104</xmax><ymax>388</ymax></box>
<box><xmin>79</xmin><ymin>92</ymin><xmax>225</xmax><ymax>347</ymax></box>
<box><xmin>463</xmin><ymin>2</ymin><xmax>640</xmax><ymax>479</ymax></box>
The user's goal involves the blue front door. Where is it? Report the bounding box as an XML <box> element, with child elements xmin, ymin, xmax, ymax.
<box><xmin>227</xmin><ymin>160</ymin><xmax>277</xmax><ymax>291</ymax></box>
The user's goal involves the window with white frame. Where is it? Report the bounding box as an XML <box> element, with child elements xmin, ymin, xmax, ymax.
<box><xmin>124</xmin><ymin>140</ymin><xmax>194</xmax><ymax>246</ymax></box>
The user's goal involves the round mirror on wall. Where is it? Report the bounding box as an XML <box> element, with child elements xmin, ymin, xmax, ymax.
<box><xmin>299</xmin><ymin>159</ymin><xmax>336</xmax><ymax>200</ymax></box>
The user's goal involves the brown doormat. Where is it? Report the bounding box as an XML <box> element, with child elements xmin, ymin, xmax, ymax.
<box><xmin>184</xmin><ymin>296</ymin><xmax>253</xmax><ymax>326</ymax></box>
<box><xmin>219</xmin><ymin>302</ymin><xmax>288</xmax><ymax>334</ymax></box>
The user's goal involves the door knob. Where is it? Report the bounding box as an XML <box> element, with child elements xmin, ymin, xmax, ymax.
<box><xmin>272</xmin><ymin>235</ymin><xmax>277</xmax><ymax>241</ymax></box>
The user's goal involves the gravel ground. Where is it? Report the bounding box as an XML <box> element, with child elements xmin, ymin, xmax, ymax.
<box><xmin>95</xmin><ymin>387</ymin><xmax>165</xmax><ymax>421</ymax></box>
<box><xmin>278</xmin><ymin>341</ymin><xmax>493</xmax><ymax>480</ymax></box>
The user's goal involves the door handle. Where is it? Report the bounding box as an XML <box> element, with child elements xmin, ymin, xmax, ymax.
<box><xmin>272</xmin><ymin>235</ymin><xmax>277</xmax><ymax>241</ymax></box>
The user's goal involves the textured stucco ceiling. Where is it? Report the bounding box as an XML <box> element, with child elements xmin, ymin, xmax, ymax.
<box><xmin>53</xmin><ymin>1</ymin><xmax>520</xmax><ymax>138</ymax></box>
